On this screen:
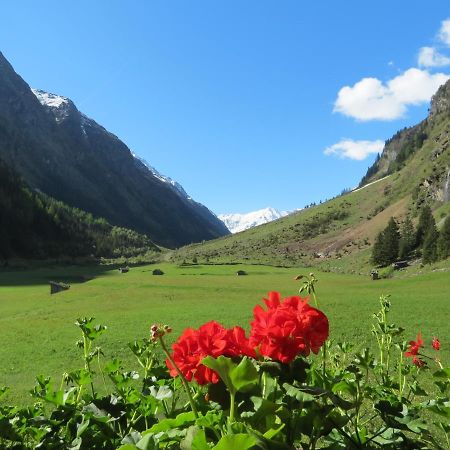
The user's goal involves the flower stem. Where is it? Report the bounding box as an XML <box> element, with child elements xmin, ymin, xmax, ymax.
<box><xmin>158</xmin><ymin>335</ymin><xmax>198</xmax><ymax>418</ymax></box>
<box><xmin>228</xmin><ymin>391</ymin><xmax>236</xmax><ymax>429</ymax></box>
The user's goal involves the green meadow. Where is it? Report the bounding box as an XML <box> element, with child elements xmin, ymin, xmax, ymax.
<box><xmin>0</xmin><ymin>263</ymin><xmax>449</xmax><ymax>404</ymax></box>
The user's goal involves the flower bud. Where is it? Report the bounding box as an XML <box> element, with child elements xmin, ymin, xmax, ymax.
<box><xmin>432</xmin><ymin>337</ymin><xmax>440</xmax><ymax>351</ymax></box>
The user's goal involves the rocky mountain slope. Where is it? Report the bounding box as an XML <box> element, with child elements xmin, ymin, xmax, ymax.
<box><xmin>173</xmin><ymin>80</ymin><xmax>450</xmax><ymax>270</ymax></box>
<box><xmin>0</xmin><ymin>51</ymin><xmax>229</xmax><ymax>248</ymax></box>
<box><xmin>219</xmin><ymin>207</ymin><xmax>291</xmax><ymax>233</ymax></box>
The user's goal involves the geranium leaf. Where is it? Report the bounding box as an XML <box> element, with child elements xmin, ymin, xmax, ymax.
<box><xmin>230</xmin><ymin>357</ymin><xmax>258</xmax><ymax>392</ymax></box>
<box><xmin>180</xmin><ymin>426</ymin><xmax>209</xmax><ymax>450</ymax></box>
<box><xmin>136</xmin><ymin>434</ymin><xmax>158</xmax><ymax>450</ymax></box>
<box><xmin>212</xmin><ymin>434</ymin><xmax>258</xmax><ymax>450</ymax></box>
<box><xmin>202</xmin><ymin>356</ymin><xmax>236</xmax><ymax>394</ymax></box>
<box><xmin>147</xmin><ymin>411</ymin><xmax>196</xmax><ymax>433</ymax></box>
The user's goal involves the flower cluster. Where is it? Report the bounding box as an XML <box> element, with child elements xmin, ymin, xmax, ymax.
<box><xmin>405</xmin><ymin>332</ymin><xmax>441</xmax><ymax>367</ymax></box>
<box><xmin>166</xmin><ymin>321</ymin><xmax>254</xmax><ymax>385</ymax></box>
<box><xmin>166</xmin><ymin>291</ymin><xmax>329</xmax><ymax>384</ymax></box>
<box><xmin>249</xmin><ymin>292</ymin><xmax>329</xmax><ymax>363</ymax></box>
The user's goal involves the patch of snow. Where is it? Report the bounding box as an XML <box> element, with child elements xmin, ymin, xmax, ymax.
<box><xmin>31</xmin><ymin>88</ymin><xmax>69</xmax><ymax>109</ymax></box>
<box><xmin>131</xmin><ymin>153</ymin><xmax>190</xmax><ymax>199</ymax></box>
<box><xmin>219</xmin><ymin>207</ymin><xmax>293</xmax><ymax>233</ymax></box>
<box><xmin>352</xmin><ymin>175</ymin><xmax>391</xmax><ymax>193</ymax></box>
<box><xmin>31</xmin><ymin>88</ymin><xmax>72</xmax><ymax>123</ymax></box>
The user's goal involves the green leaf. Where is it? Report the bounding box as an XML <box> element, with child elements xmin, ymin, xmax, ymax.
<box><xmin>136</xmin><ymin>434</ymin><xmax>158</xmax><ymax>450</ymax></box>
<box><xmin>433</xmin><ymin>367</ymin><xmax>450</xmax><ymax>379</ymax></box>
<box><xmin>147</xmin><ymin>411</ymin><xmax>196</xmax><ymax>433</ymax></box>
<box><xmin>406</xmin><ymin>419</ymin><xmax>428</xmax><ymax>434</ymax></box>
<box><xmin>283</xmin><ymin>383</ymin><xmax>314</xmax><ymax>403</ymax></box>
<box><xmin>263</xmin><ymin>424</ymin><xmax>285</xmax><ymax>440</ymax></box>
<box><xmin>202</xmin><ymin>356</ymin><xmax>258</xmax><ymax>394</ymax></box>
<box><xmin>428</xmin><ymin>401</ymin><xmax>450</xmax><ymax>418</ymax></box>
<box><xmin>181</xmin><ymin>426</ymin><xmax>210</xmax><ymax>450</ymax></box>
<box><xmin>203</xmin><ymin>356</ymin><xmax>236</xmax><ymax>393</ymax></box>
<box><xmin>212</xmin><ymin>434</ymin><xmax>258</xmax><ymax>450</ymax></box>
<box><xmin>230</xmin><ymin>357</ymin><xmax>258</xmax><ymax>392</ymax></box>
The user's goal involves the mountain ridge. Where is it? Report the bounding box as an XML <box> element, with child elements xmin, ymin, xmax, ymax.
<box><xmin>219</xmin><ymin>207</ymin><xmax>292</xmax><ymax>233</ymax></box>
<box><xmin>0</xmin><ymin>51</ymin><xmax>229</xmax><ymax>248</ymax></box>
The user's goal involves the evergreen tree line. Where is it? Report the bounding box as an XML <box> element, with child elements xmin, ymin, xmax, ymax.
<box><xmin>372</xmin><ymin>206</ymin><xmax>450</xmax><ymax>266</ymax></box>
<box><xmin>0</xmin><ymin>159</ymin><xmax>159</xmax><ymax>261</ymax></box>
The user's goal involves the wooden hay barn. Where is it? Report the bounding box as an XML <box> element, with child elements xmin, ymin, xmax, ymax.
<box><xmin>49</xmin><ymin>281</ymin><xmax>70</xmax><ymax>295</ymax></box>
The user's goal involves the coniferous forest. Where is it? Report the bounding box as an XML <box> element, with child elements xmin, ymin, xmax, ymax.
<box><xmin>0</xmin><ymin>158</ymin><xmax>160</xmax><ymax>262</ymax></box>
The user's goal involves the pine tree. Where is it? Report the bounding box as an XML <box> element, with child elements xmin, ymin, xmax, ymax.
<box><xmin>422</xmin><ymin>223</ymin><xmax>438</xmax><ymax>264</ymax></box>
<box><xmin>372</xmin><ymin>217</ymin><xmax>400</xmax><ymax>266</ymax></box>
<box><xmin>384</xmin><ymin>217</ymin><xmax>400</xmax><ymax>263</ymax></box>
<box><xmin>437</xmin><ymin>216</ymin><xmax>450</xmax><ymax>260</ymax></box>
<box><xmin>372</xmin><ymin>232</ymin><xmax>385</xmax><ymax>266</ymax></box>
<box><xmin>415</xmin><ymin>205</ymin><xmax>434</xmax><ymax>248</ymax></box>
<box><xmin>399</xmin><ymin>215</ymin><xmax>415</xmax><ymax>259</ymax></box>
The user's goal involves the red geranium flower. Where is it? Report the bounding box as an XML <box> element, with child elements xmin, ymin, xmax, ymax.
<box><xmin>249</xmin><ymin>292</ymin><xmax>329</xmax><ymax>364</ymax></box>
<box><xmin>432</xmin><ymin>337</ymin><xmax>440</xmax><ymax>351</ymax></box>
<box><xmin>166</xmin><ymin>321</ymin><xmax>254</xmax><ymax>385</ymax></box>
<box><xmin>405</xmin><ymin>332</ymin><xmax>424</xmax><ymax>358</ymax></box>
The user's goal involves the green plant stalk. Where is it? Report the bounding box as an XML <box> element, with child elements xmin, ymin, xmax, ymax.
<box><xmin>398</xmin><ymin>349</ymin><xmax>404</xmax><ymax>399</ymax></box>
<box><xmin>83</xmin><ymin>334</ymin><xmax>95</xmax><ymax>397</ymax></box>
<box><xmin>158</xmin><ymin>335</ymin><xmax>198</xmax><ymax>418</ymax></box>
<box><xmin>229</xmin><ymin>391</ymin><xmax>236</xmax><ymax>425</ymax></box>
<box><xmin>97</xmin><ymin>351</ymin><xmax>108</xmax><ymax>394</ymax></box>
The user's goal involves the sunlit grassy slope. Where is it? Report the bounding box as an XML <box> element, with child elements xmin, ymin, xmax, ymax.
<box><xmin>172</xmin><ymin>112</ymin><xmax>450</xmax><ymax>272</ymax></box>
<box><xmin>1</xmin><ymin>263</ymin><xmax>448</xmax><ymax>404</ymax></box>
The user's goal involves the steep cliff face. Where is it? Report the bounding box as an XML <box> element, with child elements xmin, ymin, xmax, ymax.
<box><xmin>0</xmin><ymin>52</ymin><xmax>229</xmax><ymax>248</ymax></box>
<box><xmin>430</xmin><ymin>80</ymin><xmax>450</xmax><ymax>117</ymax></box>
<box><xmin>359</xmin><ymin>79</ymin><xmax>450</xmax><ymax>207</ymax></box>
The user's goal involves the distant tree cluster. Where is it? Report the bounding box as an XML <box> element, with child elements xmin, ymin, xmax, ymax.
<box><xmin>372</xmin><ymin>206</ymin><xmax>450</xmax><ymax>266</ymax></box>
<box><xmin>0</xmin><ymin>159</ymin><xmax>159</xmax><ymax>261</ymax></box>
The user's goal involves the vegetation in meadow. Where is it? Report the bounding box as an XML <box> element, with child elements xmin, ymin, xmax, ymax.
<box><xmin>0</xmin><ymin>275</ymin><xmax>448</xmax><ymax>449</ymax></box>
<box><xmin>371</xmin><ymin>206</ymin><xmax>450</xmax><ymax>267</ymax></box>
<box><xmin>0</xmin><ymin>158</ymin><xmax>160</xmax><ymax>263</ymax></box>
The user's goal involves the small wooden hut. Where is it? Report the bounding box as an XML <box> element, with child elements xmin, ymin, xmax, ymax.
<box><xmin>49</xmin><ymin>281</ymin><xmax>70</xmax><ymax>295</ymax></box>
<box><xmin>392</xmin><ymin>261</ymin><xmax>408</xmax><ymax>270</ymax></box>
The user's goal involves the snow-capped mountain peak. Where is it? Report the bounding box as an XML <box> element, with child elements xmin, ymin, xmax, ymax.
<box><xmin>219</xmin><ymin>207</ymin><xmax>291</xmax><ymax>233</ymax></box>
<box><xmin>31</xmin><ymin>88</ymin><xmax>69</xmax><ymax>108</ymax></box>
<box><xmin>31</xmin><ymin>88</ymin><xmax>72</xmax><ymax>122</ymax></box>
<box><xmin>132</xmin><ymin>153</ymin><xmax>191</xmax><ymax>200</ymax></box>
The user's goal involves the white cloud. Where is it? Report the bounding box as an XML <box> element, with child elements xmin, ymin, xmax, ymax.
<box><xmin>324</xmin><ymin>139</ymin><xmax>384</xmax><ymax>161</ymax></box>
<box><xmin>418</xmin><ymin>46</ymin><xmax>450</xmax><ymax>67</ymax></box>
<box><xmin>334</xmin><ymin>68</ymin><xmax>449</xmax><ymax>121</ymax></box>
<box><xmin>439</xmin><ymin>18</ymin><xmax>450</xmax><ymax>46</ymax></box>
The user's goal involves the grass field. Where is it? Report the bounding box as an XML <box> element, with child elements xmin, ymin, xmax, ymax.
<box><xmin>0</xmin><ymin>263</ymin><xmax>449</xmax><ymax>405</ymax></box>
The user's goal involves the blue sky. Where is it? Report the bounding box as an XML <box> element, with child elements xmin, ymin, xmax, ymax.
<box><xmin>1</xmin><ymin>1</ymin><xmax>450</xmax><ymax>214</ymax></box>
